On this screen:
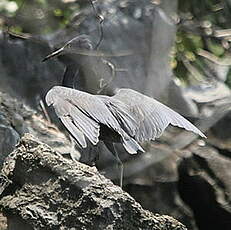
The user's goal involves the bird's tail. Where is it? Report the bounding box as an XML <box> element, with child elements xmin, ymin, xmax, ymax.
<box><xmin>121</xmin><ymin>132</ymin><xmax>144</xmax><ymax>154</ymax></box>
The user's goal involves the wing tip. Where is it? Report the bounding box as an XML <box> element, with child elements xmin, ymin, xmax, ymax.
<box><xmin>198</xmin><ymin>131</ymin><xmax>207</xmax><ymax>139</ymax></box>
<box><xmin>185</xmin><ymin>126</ymin><xmax>206</xmax><ymax>139</ymax></box>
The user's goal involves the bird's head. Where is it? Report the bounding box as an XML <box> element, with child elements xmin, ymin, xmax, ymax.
<box><xmin>42</xmin><ymin>34</ymin><xmax>93</xmax><ymax>62</ymax></box>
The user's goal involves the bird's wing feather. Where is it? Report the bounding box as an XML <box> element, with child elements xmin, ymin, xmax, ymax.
<box><xmin>68</xmin><ymin>90</ymin><xmax>144</xmax><ymax>154</ymax></box>
<box><xmin>46</xmin><ymin>86</ymin><xmax>126</xmax><ymax>147</ymax></box>
<box><xmin>46</xmin><ymin>86</ymin><xmax>144</xmax><ymax>154</ymax></box>
<box><xmin>97</xmin><ymin>95</ymin><xmax>137</xmax><ymax>137</ymax></box>
<box><xmin>113</xmin><ymin>88</ymin><xmax>206</xmax><ymax>142</ymax></box>
<box><xmin>46</xmin><ymin>86</ymin><xmax>103</xmax><ymax>146</ymax></box>
<box><xmin>66</xmin><ymin>89</ymin><xmax>121</xmax><ymax>132</ymax></box>
<box><xmin>60</xmin><ymin>116</ymin><xmax>87</xmax><ymax>147</ymax></box>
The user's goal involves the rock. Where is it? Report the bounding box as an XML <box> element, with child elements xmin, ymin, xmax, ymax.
<box><xmin>177</xmin><ymin>144</ymin><xmax>231</xmax><ymax>230</ymax></box>
<box><xmin>211</xmin><ymin>111</ymin><xmax>231</xmax><ymax>140</ymax></box>
<box><xmin>0</xmin><ymin>124</ymin><xmax>19</xmax><ymax>168</ymax></box>
<box><xmin>0</xmin><ymin>134</ymin><xmax>187</xmax><ymax>230</ymax></box>
<box><xmin>124</xmin><ymin>183</ymin><xmax>198</xmax><ymax>230</ymax></box>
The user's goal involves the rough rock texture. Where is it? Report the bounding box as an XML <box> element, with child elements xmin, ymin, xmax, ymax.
<box><xmin>0</xmin><ymin>134</ymin><xmax>187</xmax><ymax>230</ymax></box>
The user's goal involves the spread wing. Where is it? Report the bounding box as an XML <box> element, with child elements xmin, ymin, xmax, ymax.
<box><xmin>45</xmin><ymin>86</ymin><xmax>121</xmax><ymax>148</ymax></box>
<box><xmin>110</xmin><ymin>88</ymin><xmax>206</xmax><ymax>142</ymax></box>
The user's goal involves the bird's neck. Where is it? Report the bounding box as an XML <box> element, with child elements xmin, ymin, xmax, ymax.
<box><xmin>62</xmin><ymin>65</ymin><xmax>79</xmax><ymax>88</ymax></box>
<box><xmin>61</xmin><ymin>64</ymin><xmax>117</xmax><ymax>96</ymax></box>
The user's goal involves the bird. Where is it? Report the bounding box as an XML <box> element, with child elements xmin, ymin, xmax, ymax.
<box><xmin>43</xmin><ymin>35</ymin><xmax>206</xmax><ymax>187</ymax></box>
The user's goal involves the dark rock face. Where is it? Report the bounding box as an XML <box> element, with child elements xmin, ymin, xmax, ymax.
<box><xmin>124</xmin><ymin>183</ymin><xmax>197</xmax><ymax>230</ymax></box>
<box><xmin>211</xmin><ymin>111</ymin><xmax>231</xmax><ymax>139</ymax></box>
<box><xmin>177</xmin><ymin>145</ymin><xmax>231</xmax><ymax>230</ymax></box>
<box><xmin>0</xmin><ymin>124</ymin><xmax>20</xmax><ymax>168</ymax></box>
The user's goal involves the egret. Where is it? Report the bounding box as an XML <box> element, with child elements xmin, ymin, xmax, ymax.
<box><xmin>43</xmin><ymin>35</ymin><xmax>206</xmax><ymax>187</ymax></box>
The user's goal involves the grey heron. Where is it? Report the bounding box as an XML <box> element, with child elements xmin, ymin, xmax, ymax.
<box><xmin>43</xmin><ymin>35</ymin><xmax>206</xmax><ymax>187</ymax></box>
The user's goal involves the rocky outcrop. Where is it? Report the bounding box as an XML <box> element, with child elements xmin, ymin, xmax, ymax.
<box><xmin>0</xmin><ymin>134</ymin><xmax>187</xmax><ymax>230</ymax></box>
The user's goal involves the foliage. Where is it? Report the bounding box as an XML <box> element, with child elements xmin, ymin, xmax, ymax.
<box><xmin>0</xmin><ymin>0</ymin><xmax>80</xmax><ymax>34</ymax></box>
<box><xmin>172</xmin><ymin>0</ymin><xmax>231</xmax><ymax>86</ymax></box>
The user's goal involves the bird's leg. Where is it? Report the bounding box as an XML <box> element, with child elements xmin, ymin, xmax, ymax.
<box><xmin>104</xmin><ymin>142</ymin><xmax>124</xmax><ymax>187</ymax></box>
<box><xmin>69</xmin><ymin>136</ymin><xmax>81</xmax><ymax>161</ymax></box>
<box><xmin>117</xmin><ymin>153</ymin><xmax>124</xmax><ymax>188</ymax></box>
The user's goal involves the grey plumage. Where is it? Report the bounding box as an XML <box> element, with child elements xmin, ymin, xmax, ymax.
<box><xmin>46</xmin><ymin>86</ymin><xmax>144</xmax><ymax>154</ymax></box>
<box><xmin>46</xmin><ymin>86</ymin><xmax>205</xmax><ymax>156</ymax></box>
<box><xmin>109</xmin><ymin>88</ymin><xmax>206</xmax><ymax>141</ymax></box>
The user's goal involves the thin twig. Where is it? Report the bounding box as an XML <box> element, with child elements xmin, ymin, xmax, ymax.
<box><xmin>89</xmin><ymin>0</ymin><xmax>104</xmax><ymax>49</ymax></box>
